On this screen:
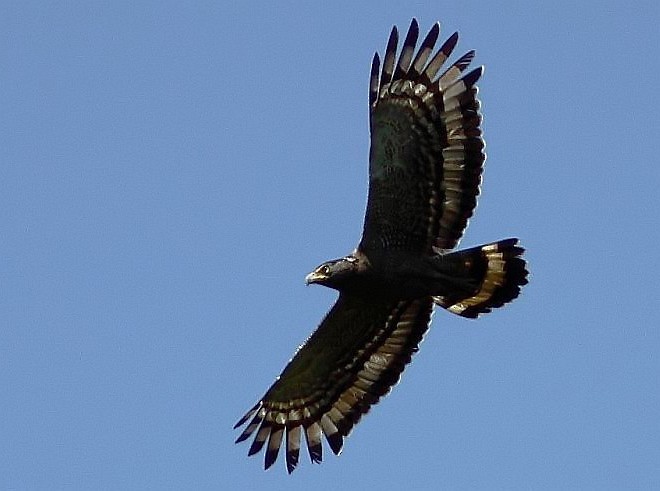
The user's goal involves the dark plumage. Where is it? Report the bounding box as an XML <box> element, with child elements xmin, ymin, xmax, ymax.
<box><xmin>234</xmin><ymin>18</ymin><xmax>529</xmax><ymax>473</ymax></box>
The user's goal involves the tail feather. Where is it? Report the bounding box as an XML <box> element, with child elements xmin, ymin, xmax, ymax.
<box><xmin>433</xmin><ymin>238</ymin><xmax>528</xmax><ymax>318</ymax></box>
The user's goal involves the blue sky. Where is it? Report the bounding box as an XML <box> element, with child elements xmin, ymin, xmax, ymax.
<box><xmin>2</xmin><ymin>1</ymin><xmax>659</xmax><ymax>489</ymax></box>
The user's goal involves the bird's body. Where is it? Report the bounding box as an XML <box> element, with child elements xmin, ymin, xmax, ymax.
<box><xmin>309</xmin><ymin>249</ymin><xmax>498</xmax><ymax>300</ymax></box>
<box><xmin>234</xmin><ymin>19</ymin><xmax>529</xmax><ymax>473</ymax></box>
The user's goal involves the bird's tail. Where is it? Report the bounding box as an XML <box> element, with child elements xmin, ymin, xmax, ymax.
<box><xmin>432</xmin><ymin>238</ymin><xmax>528</xmax><ymax>318</ymax></box>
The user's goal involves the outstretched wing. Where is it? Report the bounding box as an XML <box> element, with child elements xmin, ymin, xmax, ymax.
<box><xmin>234</xmin><ymin>294</ymin><xmax>433</xmax><ymax>473</ymax></box>
<box><xmin>359</xmin><ymin>19</ymin><xmax>485</xmax><ymax>254</ymax></box>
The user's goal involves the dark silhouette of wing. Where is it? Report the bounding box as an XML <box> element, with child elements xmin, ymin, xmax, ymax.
<box><xmin>234</xmin><ymin>295</ymin><xmax>433</xmax><ymax>473</ymax></box>
<box><xmin>360</xmin><ymin>19</ymin><xmax>485</xmax><ymax>254</ymax></box>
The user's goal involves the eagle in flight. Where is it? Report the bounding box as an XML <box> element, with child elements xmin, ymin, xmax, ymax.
<box><xmin>234</xmin><ymin>18</ymin><xmax>528</xmax><ymax>473</ymax></box>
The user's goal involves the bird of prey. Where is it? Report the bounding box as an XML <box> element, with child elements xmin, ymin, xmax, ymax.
<box><xmin>234</xmin><ymin>18</ymin><xmax>528</xmax><ymax>473</ymax></box>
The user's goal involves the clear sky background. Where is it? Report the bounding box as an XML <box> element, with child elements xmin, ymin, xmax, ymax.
<box><xmin>2</xmin><ymin>1</ymin><xmax>659</xmax><ymax>489</ymax></box>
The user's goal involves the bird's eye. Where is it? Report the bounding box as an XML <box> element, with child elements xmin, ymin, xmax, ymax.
<box><xmin>320</xmin><ymin>265</ymin><xmax>331</xmax><ymax>275</ymax></box>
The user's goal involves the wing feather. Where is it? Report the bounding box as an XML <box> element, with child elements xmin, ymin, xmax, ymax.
<box><xmin>438</xmin><ymin>50</ymin><xmax>475</xmax><ymax>89</ymax></box>
<box><xmin>423</xmin><ymin>31</ymin><xmax>458</xmax><ymax>82</ymax></box>
<box><xmin>234</xmin><ymin>294</ymin><xmax>433</xmax><ymax>472</ymax></box>
<box><xmin>369</xmin><ymin>53</ymin><xmax>381</xmax><ymax>112</ymax></box>
<box><xmin>264</xmin><ymin>426</ymin><xmax>284</xmax><ymax>470</ymax></box>
<box><xmin>393</xmin><ymin>19</ymin><xmax>419</xmax><ymax>80</ymax></box>
<box><xmin>285</xmin><ymin>425</ymin><xmax>301</xmax><ymax>473</ymax></box>
<box><xmin>410</xmin><ymin>22</ymin><xmax>439</xmax><ymax>78</ymax></box>
<box><xmin>379</xmin><ymin>25</ymin><xmax>398</xmax><ymax>91</ymax></box>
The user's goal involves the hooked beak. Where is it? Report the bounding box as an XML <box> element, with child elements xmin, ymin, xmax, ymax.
<box><xmin>305</xmin><ymin>270</ymin><xmax>323</xmax><ymax>285</ymax></box>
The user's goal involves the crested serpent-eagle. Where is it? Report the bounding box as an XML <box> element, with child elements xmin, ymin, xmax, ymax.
<box><xmin>234</xmin><ymin>19</ymin><xmax>529</xmax><ymax>473</ymax></box>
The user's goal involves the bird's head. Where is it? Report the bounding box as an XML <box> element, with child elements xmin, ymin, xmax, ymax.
<box><xmin>305</xmin><ymin>256</ymin><xmax>360</xmax><ymax>289</ymax></box>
